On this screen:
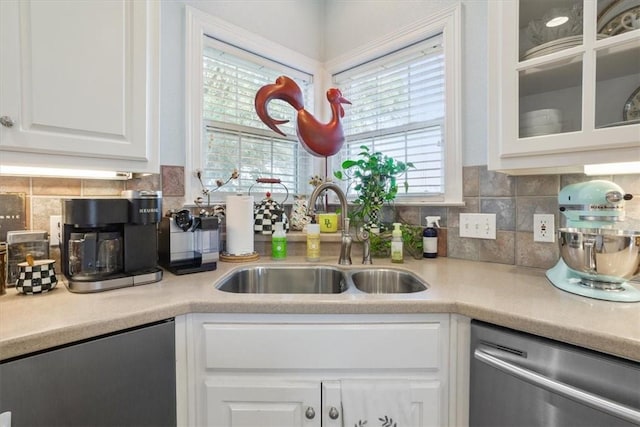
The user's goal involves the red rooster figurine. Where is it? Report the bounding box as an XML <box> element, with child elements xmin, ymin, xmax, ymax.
<box><xmin>254</xmin><ymin>75</ymin><xmax>351</xmax><ymax>157</ymax></box>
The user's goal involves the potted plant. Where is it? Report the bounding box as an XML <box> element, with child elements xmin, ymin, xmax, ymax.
<box><xmin>400</xmin><ymin>223</ymin><xmax>424</xmax><ymax>259</ymax></box>
<box><xmin>334</xmin><ymin>145</ymin><xmax>413</xmax><ymax>230</ymax></box>
<box><xmin>359</xmin><ymin>221</ymin><xmax>424</xmax><ymax>259</ymax></box>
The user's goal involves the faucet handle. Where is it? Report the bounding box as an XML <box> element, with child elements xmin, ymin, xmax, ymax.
<box><xmin>358</xmin><ymin>226</ymin><xmax>370</xmax><ymax>241</ymax></box>
<box><xmin>360</xmin><ymin>227</ymin><xmax>372</xmax><ymax>265</ymax></box>
<box><xmin>360</xmin><ymin>227</ymin><xmax>370</xmax><ymax>240</ymax></box>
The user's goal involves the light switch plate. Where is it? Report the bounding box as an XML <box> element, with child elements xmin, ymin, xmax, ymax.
<box><xmin>459</xmin><ymin>213</ymin><xmax>496</xmax><ymax>239</ymax></box>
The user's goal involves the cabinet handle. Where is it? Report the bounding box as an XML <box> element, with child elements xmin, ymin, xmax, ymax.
<box><xmin>329</xmin><ymin>406</ymin><xmax>340</xmax><ymax>419</ymax></box>
<box><xmin>0</xmin><ymin>116</ymin><xmax>15</xmax><ymax>128</ymax></box>
<box><xmin>305</xmin><ymin>406</ymin><xmax>315</xmax><ymax>419</ymax></box>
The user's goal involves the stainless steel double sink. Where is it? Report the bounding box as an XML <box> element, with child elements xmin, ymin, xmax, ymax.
<box><xmin>215</xmin><ymin>265</ymin><xmax>428</xmax><ymax>294</ymax></box>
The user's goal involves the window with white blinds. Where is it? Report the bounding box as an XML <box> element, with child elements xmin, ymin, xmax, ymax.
<box><xmin>201</xmin><ymin>36</ymin><xmax>314</xmax><ymax>196</ymax></box>
<box><xmin>333</xmin><ymin>35</ymin><xmax>446</xmax><ymax>197</ymax></box>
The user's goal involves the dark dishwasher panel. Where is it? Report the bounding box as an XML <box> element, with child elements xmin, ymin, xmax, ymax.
<box><xmin>0</xmin><ymin>319</ymin><xmax>176</xmax><ymax>427</ymax></box>
<box><xmin>470</xmin><ymin>320</ymin><xmax>640</xmax><ymax>427</ymax></box>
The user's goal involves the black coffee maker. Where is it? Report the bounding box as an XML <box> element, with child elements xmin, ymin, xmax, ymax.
<box><xmin>60</xmin><ymin>191</ymin><xmax>162</xmax><ymax>293</ymax></box>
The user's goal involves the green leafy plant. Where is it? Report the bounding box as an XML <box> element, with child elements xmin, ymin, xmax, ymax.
<box><xmin>367</xmin><ymin>224</ymin><xmax>424</xmax><ymax>259</ymax></box>
<box><xmin>401</xmin><ymin>224</ymin><xmax>424</xmax><ymax>259</ymax></box>
<box><xmin>369</xmin><ymin>231</ymin><xmax>392</xmax><ymax>258</ymax></box>
<box><xmin>334</xmin><ymin>145</ymin><xmax>414</xmax><ymax>229</ymax></box>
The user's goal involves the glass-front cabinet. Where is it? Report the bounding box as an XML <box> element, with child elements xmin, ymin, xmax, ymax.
<box><xmin>488</xmin><ymin>0</ymin><xmax>640</xmax><ymax>174</ymax></box>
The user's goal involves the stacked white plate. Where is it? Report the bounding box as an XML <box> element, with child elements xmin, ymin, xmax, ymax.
<box><xmin>520</xmin><ymin>108</ymin><xmax>562</xmax><ymax>137</ymax></box>
<box><xmin>522</xmin><ymin>35</ymin><xmax>608</xmax><ymax>61</ymax></box>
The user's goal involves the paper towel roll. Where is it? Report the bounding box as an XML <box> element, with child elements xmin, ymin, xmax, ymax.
<box><xmin>225</xmin><ymin>194</ymin><xmax>254</xmax><ymax>255</ymax></box>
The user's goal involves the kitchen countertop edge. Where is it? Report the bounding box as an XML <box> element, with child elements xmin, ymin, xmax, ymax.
<box><xmin>1</xmin><ymin>257</ymin><xmax>638</xmax><ymax>362</ymax></box>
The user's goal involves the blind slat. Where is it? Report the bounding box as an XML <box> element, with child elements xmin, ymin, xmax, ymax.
<box><xmin>201</xmin><ymin>42</ymin><xmax>314</xmax><ymax>195</ymax></box>
<box><xmin>334</xmin><ymin>35</ymin><xmax>446</xmax><ymax>196</ymax></box>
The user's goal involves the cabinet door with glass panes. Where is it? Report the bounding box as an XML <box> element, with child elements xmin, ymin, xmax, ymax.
<box><xmin>488</xmin><ymin>0</ymin><xmax>640</xmax><ymax>174</ymax></box>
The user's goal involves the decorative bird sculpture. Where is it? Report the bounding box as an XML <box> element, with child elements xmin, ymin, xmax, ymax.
<box><xmin>254</xmin><ymin>75</ymin><xmax>351</xmax><ymax>157</ymax></box>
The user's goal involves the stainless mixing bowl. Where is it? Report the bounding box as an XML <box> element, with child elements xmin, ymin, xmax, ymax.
<box><xmin>558</xmin><ymin>228</ymin><xmax>640</xmax><ymax>288</ymax></box>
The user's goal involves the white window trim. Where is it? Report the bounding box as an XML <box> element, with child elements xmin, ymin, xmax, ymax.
<box><xmin>324</xmin><ymin>3</ymin><xmax>463</xmax><ymax>205</ymax></box>
<box><xmin>184</xmin><ymin>6</ymin><xmax>323</xmax><ymax>204</ymax></box>
<box><xmin>185</xmin><ymin>5</ymin><xmax>462</xmax><ymax>206</ymax></box>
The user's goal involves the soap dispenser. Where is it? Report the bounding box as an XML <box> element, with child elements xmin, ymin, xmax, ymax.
<box><xmin>423</xmin><ymin>216</ymin><xmax>440</xmax><ymax>258</ymax></box>
<box><xmin>391</xmin><ymin>222</ymin><xmax>403</xmax><ymax>263</ymax></box>
<box><xmin>306</xmin><ymin>223</ymin><xmax>321</xmax><ymax>262</ymax></box>
<box><xmin>271</xmin><ymin>222</ymin><xmax>287</xmax><ymax>260</ymax></box>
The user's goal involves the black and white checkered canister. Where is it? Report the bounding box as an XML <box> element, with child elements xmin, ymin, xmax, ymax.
<box><xmin>253</xmin><ymin>198</ymin><xmax>290</xmax><ymax>234</ymax></box>
<box><xmin>16</xmin><ymin>261</ymin><xmax>58</xmax><ymax>294</ymax></box>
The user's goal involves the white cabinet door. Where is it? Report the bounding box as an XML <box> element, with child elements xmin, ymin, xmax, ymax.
<box><xmin>487</xmin><ymin>0</ymin><xmax>640</xmax><ymax>174</ymax></box>
<box><xmin>0</xmin><ymin>0</ymin><xmax>159</xmax><ymax>173</ymax></box>
<box><xmin>205</xmin><ymin>380</ymin><xmax>321</xmax><ymax>427</ymax></box>
<box><xmin>183</xmin><ymin>314</ymin><xmax>451</xmax><ymax>427</ymax></box>
<box><xmin>408</xmin><ymin>381</ymin><xmax>443</xmax><ymax>427</ymax></box>
<box><xmin>321</xmin><ymin>381</ymin><xmax>342</xmax><ymax>427</ymax></box>
<box><xmin>322</xmin><ymin>380</ymin><xmax>442</xmax><ymax>427</ymax></box>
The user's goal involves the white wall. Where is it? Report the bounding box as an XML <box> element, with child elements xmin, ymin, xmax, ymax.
<box><xmin>159</xmin><ymin>0</ymin><xmax>324</xmax><ymax>167</ymax></box>
<box><xmin>323</xmin><ymin>0</ymin><xmax>456</xmax><ymax>59</ymax></box>
<box><xmin>159</xmin><ymin>0</ymin><xmax>488</xmax><ymax>167</ymax></box>
<box><xmin>460</xmin><ymin>0</ymin><xmax>488</xmax><ymax>166</ymax></box>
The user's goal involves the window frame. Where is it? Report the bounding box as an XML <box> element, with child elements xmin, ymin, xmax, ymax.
<box><xmin>200</xmin><ymin>38</ymin><xmax>315</xmax><ymax>196</ymax></box>
<box><xmin>185</xmin><ymin>4</ymin><xmax>462</xmax><ymax>206</ymax></box>
<box><xmin>325</xmin><ymin>4</ymin><xmax>463</xmax><ymax>205</ymax></box>
<box><xmin>185</xmin><ymin>6</ymin><xmax>323</xmax><ymax>204</ymax></box>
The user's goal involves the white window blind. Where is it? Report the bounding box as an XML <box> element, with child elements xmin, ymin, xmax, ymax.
<box><xmin>333</xmin><ymin>35</ymin><xmax>445</xmax><ymax>196</ymax></box>
<box><xmin>201</xmin><ymin>36</ymin><xmax>314</xmax><ymax>196</ymax></box>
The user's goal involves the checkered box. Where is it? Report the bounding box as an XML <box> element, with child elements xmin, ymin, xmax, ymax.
<box><xmin>16</xmin><ymin>262</ymin><xmax>58</xmax><ymax>295</ymax></box>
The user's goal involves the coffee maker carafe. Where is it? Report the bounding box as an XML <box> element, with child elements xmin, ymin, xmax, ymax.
<box><xmin>67</xmin><ymin>231</ymin><xmax>122</xmax><ymax>277</ymax></box>
<box><xmin>61</xmin><ymin>191</ymin><xmax>163</xmax><ymax>293</ymax></box>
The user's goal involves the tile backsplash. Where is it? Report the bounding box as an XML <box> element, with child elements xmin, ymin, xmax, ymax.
<box><xmin>1</xmin><ymin>165</ymin><xmax>638</xmax><ymax>271</ymax></box>
<box><xmin>415</xmin><ymin>167</ymin><xmax>639</xmax><ymax>269</ymax></box>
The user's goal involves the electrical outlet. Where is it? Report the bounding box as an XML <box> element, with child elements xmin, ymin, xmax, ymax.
<box><xmin>49</xmin><ymin>215</ymin><xmax>61</xmax><ymax>246</ymax></box>
<box><xmin>533</xmin><ymin>214</ymin><xmax>555</xmax><ymax>243</ymax></box>
<box><xmin>459</xmin><ymin>213</ymin><xmax>497</xmax><ymax>239</ymax></box>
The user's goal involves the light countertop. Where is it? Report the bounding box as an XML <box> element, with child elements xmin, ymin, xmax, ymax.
<box><xmin>1</xmin><ymin>257</ymin><xmax>639</xmax><ymax>362</ymax></box>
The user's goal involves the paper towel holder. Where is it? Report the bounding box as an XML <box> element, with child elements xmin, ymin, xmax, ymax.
<box><xmin>222</xmin><ymin>194</ymin><xmax>260</xmax><ymax>262</ymax></box>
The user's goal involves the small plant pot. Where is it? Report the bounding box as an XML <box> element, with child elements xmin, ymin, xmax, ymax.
<box><xmin>318</xmin><ymin>213</ymin><xmax>339</xmax><ymax>233</ymax></box>
<box><xmin>370</xmin><ymin>232</ymin><xmax>391</xmax><ymax>258</ymax></box>
<box><xmin>401</xmin><ymin>224</ymin><xmax>425</xmax><ymax>260</ymax></box>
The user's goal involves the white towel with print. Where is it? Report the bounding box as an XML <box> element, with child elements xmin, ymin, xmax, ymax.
<box><xmin>340</xmin><ymin>380</ymin><xmax>412</xmax><ymax>427</ymax></box>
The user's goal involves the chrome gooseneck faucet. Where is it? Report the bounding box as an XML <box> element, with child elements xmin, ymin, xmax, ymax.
<box><xmin>307</xmin><ymin>183</ymin><xmax>352</xmax><ymax>265</ymax></box>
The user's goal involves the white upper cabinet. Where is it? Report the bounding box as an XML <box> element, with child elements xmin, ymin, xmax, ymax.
<box><xmin>488</xmin><ymin>0</ymin><xmax>640</xmax><ymax>174</ymax></box>
<box><xmin>0</xmin><ymin>0</ymin><xmax>159</xmax><ymax>173</ymax></box>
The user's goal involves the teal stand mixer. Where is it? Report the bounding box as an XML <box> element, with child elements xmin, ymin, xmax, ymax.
<box><xmin>546</xmin><ymin>180</ymin><xmax>640</xmax><ymax>302</ymax></box>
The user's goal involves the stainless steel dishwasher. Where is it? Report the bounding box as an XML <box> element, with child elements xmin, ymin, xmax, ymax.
<box><xmin>0</xmin><ymin>319</ymin><xmax>176</xmax><ymax>426</ymax></box>
<box><xmin>470</xmin><ymin>320</ymin><xmax>640</xmax><ymax>427</ymax></box>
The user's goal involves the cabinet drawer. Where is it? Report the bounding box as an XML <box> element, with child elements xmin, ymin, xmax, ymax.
<box><xmin>202</xmin><ymin>322</ymin><xmax>442</xmax><ymax>370</ymax></box>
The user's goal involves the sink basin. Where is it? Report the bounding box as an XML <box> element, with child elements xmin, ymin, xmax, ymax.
<box><xmin>216</xmin><ymin>265</ymin><xmax>347</xmax><ymax>294</ymax></box>
<box><xmin>349</xmin><ymin>269</ymin><xmax>428</xmax><ymax>293</ymax></box>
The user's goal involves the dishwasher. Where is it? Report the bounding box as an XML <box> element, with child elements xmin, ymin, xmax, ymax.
<box><xmin>470</xmin><ymin>320</ymin><xmax>640</xmax><ymax>427</ymax></box>
<box><xmin>0</xmin><ymin>319</ymin><xmax>176</xmax><ymax>426</ymax></box>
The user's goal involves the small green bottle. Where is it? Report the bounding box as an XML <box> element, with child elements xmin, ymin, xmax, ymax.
<box><xmin>271</xmin><ymin>222</ymin><xmax>287</xmax><ymax>260</ymax></box>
